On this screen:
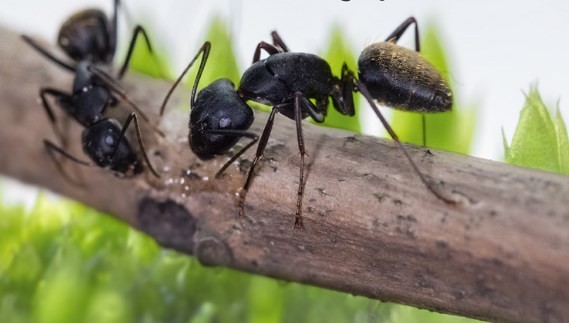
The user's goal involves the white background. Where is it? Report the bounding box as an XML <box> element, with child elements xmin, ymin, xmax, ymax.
<box><xmin>2</xmin><ymin>0</ymin><xmax>569</xmax><ymax>202</ymax></box>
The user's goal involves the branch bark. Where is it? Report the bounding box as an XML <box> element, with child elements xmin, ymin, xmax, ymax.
<box><xmin>1</xmin><ymin>25</ymin><xmax>568</xmax><ymax>323</ymax></box>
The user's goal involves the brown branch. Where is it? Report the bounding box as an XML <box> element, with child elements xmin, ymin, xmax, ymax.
<box><xmin>1</xmin><ymin>25</ymin><xmax>568</xmax><ymax>323</ymax></box>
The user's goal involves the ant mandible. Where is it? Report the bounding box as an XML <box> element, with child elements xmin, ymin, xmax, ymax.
<box><xmin>161</xmin><ymin>17</ymin><xmax>453</xmax><ymax>229</ymax></box>
<box><xmin>21</xmin><ymin>0</ymin><xmax>162</xmax><ymax>180</ymax></box>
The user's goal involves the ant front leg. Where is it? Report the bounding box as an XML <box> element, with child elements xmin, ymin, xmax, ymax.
<box><xmin>211</xmin><ymin>130</ymin><xmax>259</xmax><ymax>178</ymax></box>
<box><xmin>44</xmin><ymin>139</ymin><xmax>90</xmax><ymax>186</ymax></box>
<box><xmin>40</xmin><ymin>88</ymin><xmax>76</xmax><ymax>148</ymax></box>
<box><xmin>238</xmin><ymin>108</ymin><xmax>278</xmax><ymax>218</ymax></box>
<box><xmin>111</xmin><ymin>113</ymin><xmax>160</xmax><ymax>178</ymax></box>
<box><xmin>117</xmin><ymin>25</ymin><xmax>159</xmax><ymax>80</ymax></box>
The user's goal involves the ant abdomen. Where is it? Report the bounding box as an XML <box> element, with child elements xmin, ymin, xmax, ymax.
<box><xmin>358</xmin><ymin>42</ymin><xmax>452</xmax><ymax>112</ymax></box>
<box><xmin>190</xmin><ymin>78</ymin><xmax>253</xmax><ymax>159</ymax></box>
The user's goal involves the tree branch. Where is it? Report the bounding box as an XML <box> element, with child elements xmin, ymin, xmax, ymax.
<box><xmin>1</xmin><ymin>25</ymin><xmax>568</xmax><ymax>323</ymax></box>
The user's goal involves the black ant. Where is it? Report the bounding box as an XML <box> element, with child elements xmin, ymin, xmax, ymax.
<box><xmin>22</xmin><ymin>0</ymin><xmax>154</xmax><ymax>79</ymax></box>
<box><xmin>40</xmin><ymin>63</ymin><xmax>160</xmax><ymax>181</ymax></box>
<box><xmin>161</xmin><ymin>17</ymin><xmax>453</xmax><ymax>229</ymax></box>
<box><xmin>22</xmin><ymin>0</ymin><xmax>162</xmax><ymax>180</ymax></box>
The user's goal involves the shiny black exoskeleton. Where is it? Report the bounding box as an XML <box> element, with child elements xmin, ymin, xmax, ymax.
<box><xmin>22</xmin><ymin>0</ymin><xmax>154</xmax><ymax>79</ymax></box>
<box><xmin>160</xmin><ymin>41</ymin><xmax>257</xmax><ymax>163</ymax></box>
<box><xmin>161</xmin><ymin>17</ymin><xmax>454</xmax><ymax>228</ymax></box>
<box><xmin>22</xmin><ymin>0</ymin><xmax>160</xmax><ymax>180</ymax></box>
<box><xmin>38</xmin><ymin>63</ymin><xmax>159</xmax><ymax>180</ymax></box>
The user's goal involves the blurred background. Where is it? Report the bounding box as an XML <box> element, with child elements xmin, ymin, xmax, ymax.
<box><xmin>3</xmin><ymin>0</ymin><xmax>569</xmax><ymax>159</ymax></box>
<box><xmin>0</xmin><ymin>1</ymin><xmax>567</xmax><ymax>322</ymax></box>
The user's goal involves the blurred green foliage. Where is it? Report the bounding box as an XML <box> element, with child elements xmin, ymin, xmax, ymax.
<box><xmin>0</xmin><ymin>195</ymin><xmax>483</xmax><ymax>323</ymax></box>
<box><xmin>503</xmin><ymin>85</ymin><xmax>569</xmax><ymax>174</ymax></box>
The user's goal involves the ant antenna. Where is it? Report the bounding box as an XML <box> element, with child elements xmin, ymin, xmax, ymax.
<box><xmin>110</xmin><ymin>112</ymin><xmax>161</xmax><ymax>178</ymax></box>
<box><xmin>159</xmin><ymin>41</ymin><xmax>211</xmax><ymax>116</ymax></box>
<box><xmin>21</xmin><ymin>35</ymin><xmax>76</xmax><ymax>72</ymax></box>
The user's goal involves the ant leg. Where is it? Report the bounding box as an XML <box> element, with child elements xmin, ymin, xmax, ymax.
<box><xmin>422</xmin><ymin>114</ymin><xmax>427</xmax><ymax>147</ymax></box>
<box><xmin>292</xmin><ymin>93</ymin><xmax>314</xmax><ymax>229</ymax></box>
<box><xmin>40</xmin><ymin>88</ymin><xmax>76</xmax><ymax>147</ymax></box>
<box><xmin>386</xmin><ymin>18</ymin><xmax>429</xmax><ymax>146</ymax></box>
<box><xmin>207</xmin><ymin>130</ymin><xmax>259</xmax><ymax>178</ymax></box>
<box><xmin>44</xmin><ymin>139</ymin><xmax>90</xmax><ymax>186</ymax></box>
<box><xmin>298</xmin><ymin>95</ymin><xmax>325</xmax><ymax>123</ymax></box>
<box><xmin>250</xmin><ymin>30</ymin><xmax>290</xmax><ymax>63</ymax></box>
<box><xmin>330</xmin><ymin>63</ymin><xmax>356</xmax><ymax>116</ymax></box>
<box><xmin>111</xmin><ymin>113</ymin><xmax>160</xmax><ymax>178</ymax></box>
<box><xmin>89</xmin><ymin>65</ymin><xmax>166</xmax><ymax>137</ymax></box>
<box><xmin>385</xmin><ymin>16</ymin><xmax>420</xmax><ymax>52</ymax></box>
<box><xmin>252</xmin><ymin>42</ymin><xmax>283</xmax><ymax>63</ymax></box>
<box><xmin>355</xmin><ymin>80</ymin><xmax>455</xmax><ymax>204</ymax></box>
<box><xmin>270</xmin><ymin>31</ymin><xmax>290</xmax><ymax>52</ymax></box>
<box><xmin>108</xmin><ymin>0</ymin><xmax>119</xmax><ymax>58</ymax></box>
<box><xmin>117</xmin><ymin>25</ymin><xmax>159</xmax><ymax>80</ymax></box>
<box><xmin>21</xmin><ymin>35</ymin><xmax>75</xmax><ymax>72</ymax></box>
<box><xmin>238</xmin><ymin>108</ymin><xmax>279</xmax><ymax>218</ymax></box>
<box><xmin>160</xmin><ymin>41</ymin><xmax>211</xmax><ymax>116</ymax></box>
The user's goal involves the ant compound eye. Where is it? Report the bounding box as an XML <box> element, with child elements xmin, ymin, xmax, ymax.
<box><xmin>219</xmin><ymin>117</ymin><xmax>232</xmax><ymax>129</ymax></box>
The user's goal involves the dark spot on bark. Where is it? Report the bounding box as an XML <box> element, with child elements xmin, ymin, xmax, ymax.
<box><xmin>195</xmin><ymin>236</ymin><xmax>233</xmax><ymax>267</ymax></box>
<box><xmin>436</xmin><ymin>240</ymin><xmax>449</xmax><ymax>249</ymax></box>
<box><xmin>374</xmin><ymin>192</ymin><xmax>387</xmax><ymax>203</ymax></box>
<box><xmin>137</xmin><ymin>197</ymin><xmax>197</xmax><ymax>254</ymax></box>
<box><xmin>453</xmin><ymin>290</ymin><xmax>466</xmax><ymax>300</ymax></box>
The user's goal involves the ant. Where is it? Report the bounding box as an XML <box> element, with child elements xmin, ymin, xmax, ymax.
<box><xmin>161</xmin><ymin>17</ymin><xmax>453</xmax><ymax>229</ymax></box>
<box><xmin>22</xmin><ymin>0</ymin><xmax>162</xmax><ymax>180</ymax></box>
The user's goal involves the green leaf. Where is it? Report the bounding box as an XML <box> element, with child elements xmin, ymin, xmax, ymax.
<box><xmin>390</xmin><ymin>21</ymin><xmax>476</xmax><ymax>153</ymax></box>
<box><xmin>320</xmin><ymin>24</ymin><xmax>362</xmax><ymax>132</ymax></box>
<box><xmin>503</xmin><ymin>86</ymin><xmax>569</xmax><ymax>175</ymax></box>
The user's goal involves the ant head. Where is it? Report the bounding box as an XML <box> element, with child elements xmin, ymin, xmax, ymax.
<box><xmin>189</xmin><ymin>79</ymin><xmax>254</xmax><ymax>159</ymax></box>
<box><xmin>81</xmin><ymin>119</ymin><xmax>141</xmax><ymax>175</ymax></box>
<box><xmin>58</xmin><ymin>9</ymin><xmax>112</xmax><ymax>64</ymax></box>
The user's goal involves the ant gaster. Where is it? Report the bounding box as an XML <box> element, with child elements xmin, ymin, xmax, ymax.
<box><xmin>161</xmin><ymin>17</ymin><xmax>453</xmax><ymax>229</ymax></box>
<box><xmin>22</xmin><ymin>0</ymin><xmax>162</xmax><ymax>180</ymax></box>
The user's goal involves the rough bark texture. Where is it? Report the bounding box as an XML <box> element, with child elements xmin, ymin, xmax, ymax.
<box><xmin>1</xmin><ymin>25</ymin><xmax>568</xmax><ymax>323</ymax></box>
